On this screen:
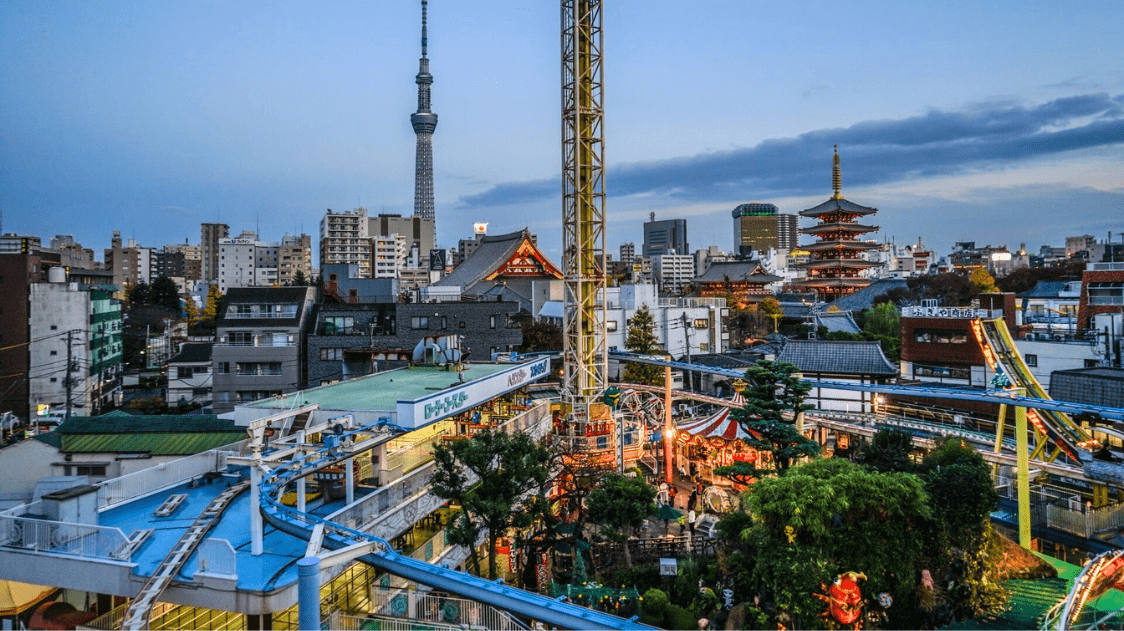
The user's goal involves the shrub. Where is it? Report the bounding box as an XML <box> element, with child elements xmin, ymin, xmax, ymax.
<box><xmin>640</xmin><ymin>588</ymin><xmax>668</xmax><ymax>626</ymax></box>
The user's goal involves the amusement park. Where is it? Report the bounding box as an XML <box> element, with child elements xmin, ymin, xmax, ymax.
<box><xmin>1</xmin><ymin>2</ymin><xmax>1123</xmax><ymax>631</ymax></box>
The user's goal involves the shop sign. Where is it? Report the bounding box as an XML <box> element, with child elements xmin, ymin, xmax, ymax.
<box><xmin>903</xmin><ymin>306</ymin><xmax>988</xmax><ymax>319</ymax></box>
<box><xmin>424</xmin><ymin>392</ymin><xmax>469</xmax><ymax>420</ymax></box>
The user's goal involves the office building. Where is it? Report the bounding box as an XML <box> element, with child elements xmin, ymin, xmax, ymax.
<box><xmin>642</xmin><ymin>213</ymin><xmax>688</xmax><ymax>257</ymax></box>
<box><xmin>321</xmin><ymin>208</ymin><xmax>371</xmax><ymax>278</ymax></box>
<box><xmin>201</xmin><ymin>223</ymin><xmax>230</xmax><ymax>284</ymax></box>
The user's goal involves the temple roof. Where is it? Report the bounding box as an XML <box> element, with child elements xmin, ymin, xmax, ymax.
<box><xmin>776</xmin><ymin>339</ymin><xmax>898</xmax><ymax>376</ymax></box>
<box><xmin>799</xmin><ymin>197</ymin><xmax>878</xmax><ymax>218</ymax></box>
<box><xmin>790</xmin><ymin>278</ymin><xmax>874</xmax><ymax>288</ymax></box>
<box><xmin>801</xmin><ymin>241</ymin><xmax>881</xmax><ymax>252</ymax></box>
<box><xmin>801</xmin><ymin>222</ymin><xmax>880</xmax><ymax>235</ymax></box>
<box><xmin>694</xmin><ymin>260</ymin><xmax>782</xmax><ymax>284</ymax></box>
<box><xmin>800</xmin><ymin>259</ymin><xmax>882</xmax><ymax>269</ymax></box>
<box><xmin>433</xmin><ymin>228</ymin><xmax>562</xmax><ymax>296</ymax></box>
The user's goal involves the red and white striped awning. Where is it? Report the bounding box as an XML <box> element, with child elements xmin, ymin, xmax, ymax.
<box><xmin>677</xmin><ymin>408</ymin><xmax>753</xmax><ymax>442</ymax></box>
<box><xmin>730</xmin><ymin>392</ymin><xmax>747</xmax><ymax>407</ymax></box>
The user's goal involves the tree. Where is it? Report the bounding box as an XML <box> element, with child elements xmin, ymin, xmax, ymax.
<box><xmin>585</xmin><ymin>473</ymin><xmax>657</xmax><ymax>568</ymax></box>
<box><xmin>726</xmin><ymin>458</ymin><xmax>933</xmax><ymax>629</ymax></box>
<box><xmin>861</xmin><ymin>301</ymin><xmax>901</xmax><ymax>363</ymax></box>
<box><xmin>854</xmin><ymin>427</ymin><xmax>916</xmax><ymax>473</ymax></box>
<box><xmin>622</xmin><ymin>303</ymin><xmax>664</xmax><ymax>386</ymax></box>
<box><xmin>149</xmin><ymin>276</ymin><xmax>182</xmax><ymax>313</ymax></box>
<box><xmin>716</xmin><ymin>361</ymin><xmax>817</xmax><ymax>481</ymax></box>
<box><xmin>516</xmin><ymin>315</ymin><xmax>563</xmax><ymax>353</ymax></box>
<box><xmin>202</xmin><ymin>285</ymin><xmax>222</xmax><ymax>321</ymax></box>
<box><xmin>758</xmin><ymin>297</ymin><xmax>783</xmax><ymax>333</ymax></box>
<box><xmin>969</xmin><ymin>267</ymin><xmax>1000</xmax><ymax>294</ymax></box>
<box><xmin>290</xmin><ymin>269</ymin><xmax>309</xmax><ymax>286</ymax></box>
<box><xmin>127</xmin><ymin>281</ymin><xmax>151</xmax><ymax>306</ymax></box>
<box><xmin>429</xmin><ymin>428</ymin><xmax>554</xmax><ymax>579</ymax></box>
<box><xmin>183</xmin><ymin>295</ymin><xmax>199</xmax><ymax>327</ymax></box>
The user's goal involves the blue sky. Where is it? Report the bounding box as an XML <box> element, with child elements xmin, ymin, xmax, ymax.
<box><xmin>2</xmin><ymin>1</ymin><xmax>1122</xmax><ymax>265</ymax></box>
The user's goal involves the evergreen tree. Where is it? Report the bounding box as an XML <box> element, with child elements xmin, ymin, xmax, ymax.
<box><xmin>586</xmin><ymin>473</ymin><xmax>657</xmax><ymax>568</ymax></box>
<box><xmin>430</xmin><ymin>428</ymin><xmax>554</xmax><ymax>579</ymax></box>
<box><xmin>149</xmin><ymin>276</ymin><xmax>182</xmax><ymax>313</ymax></box>
<box><xmin>757</xmin><ymin>297</ymin><xmax>783</xmax><ymax>333</ymax></box>
<box><xmin>290</xmin><ymin>269</ymin><xmax>308</xmax><ymax>286</ymax></box>
<box><xmin>127</xmin><ymin>281</ymin><xmax>151</xmax><ymax>306</ymax></box>
<box><xmin>716</xmin><ymin>360</ymin><xmax>817</xmax><ymax>481</ymax></box>
<box><xmin>622</xmin><ymin>303</ymin><xmax>664</xmax><ymax>386</ymax></box>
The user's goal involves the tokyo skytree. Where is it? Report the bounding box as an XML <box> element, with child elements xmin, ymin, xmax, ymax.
<box><xmin>411</xmin><ymin>0</ymin><xmax>437</xmax><ymax>233</ymax></box>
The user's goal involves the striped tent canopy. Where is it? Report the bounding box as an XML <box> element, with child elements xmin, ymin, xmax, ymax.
<box><xmin>678</xmin><ymin>408</ymin><xmax>753</xmax><ymax>442</ymax></box>
<box><xmin>730</xmin><ymin>391</ymin><xmax>747</xmax><ymax>407</ymax></box>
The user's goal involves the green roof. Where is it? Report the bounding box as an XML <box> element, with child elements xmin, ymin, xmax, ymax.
<box><xmin>33</xmin><ymin>414</ymin><xmax>245</xmax><ymax>455</ymax></box>
<box><xmin>250</xmin><ymin>364</ymin><xmax>514</xmax><ymax>412</ymax></box>
<box><xmin>941</xmin><ymin>553</ymin><xmax>1124</xmax><ymax>630</ymax></box>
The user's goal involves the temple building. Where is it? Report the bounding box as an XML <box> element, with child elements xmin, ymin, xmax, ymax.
<box><xmin>790</xmin><ymin>146</ymin><xmax>880</xmax><ymax>301</ymax></box>
<box><xmin>426</xmin><ymin>228</ymin><xmax>563</xmax><ymax>312</ymax></box>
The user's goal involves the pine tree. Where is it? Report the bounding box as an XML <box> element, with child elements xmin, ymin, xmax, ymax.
<box><xmin>622</xmin><ymin>303</ymin><xmax>664</xmax><ymax>386</ymax></box>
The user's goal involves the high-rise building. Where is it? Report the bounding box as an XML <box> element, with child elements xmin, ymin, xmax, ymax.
<box><xmin>777</xmin><ymin>213</ymin><xmax>798</xmax><ymax>251</ymax></box>
<box><xmin>732</xmin><ymin>203</ymin><xmax>799</xmax><ymax>256</ymax></box>
<box><xmin>732</xmin><ymin>203</ymin><xmax>778</xmax><ymax>257</ymax></box>
<box><xmin>278</xmin><ymin>234</ymin><xmax>313</xmax><ymax>285</ymax></box>
<box><xmin>104</xmin><ymin>231</ymin><xmax>155</xmax><ymax>290</ymax></box>
<box><xmin>619</xmin><ymin>242</ymin><xmax>635</xmax><ymax>266</ymax></box>
<box><xmin>643</xmin><ymin>213</ymin><xmax>688</xmax><ymax>257</ymax></box>
<box><xmin>370</xmin><ymin>214</ymin><xmax>435</xmax><ymax>267</ymax></box>
<box><xmin>201</xmin><ymin>223</ymin><xmax>230</xmax><ymax>284</ymax></box>
<box><xmin>411</xmin><ymin>0</ymin><xmax>438</xmax><ymax>240</ymax></box>
<box><xmin>320</xmin><ymin>208</ymin><xmax>371</xmax><ymax>278</ymax></box>
<box><xmin>653</xmin><ymin>252</ymin><xmax>695</xmax><ymax>296</ymax></box>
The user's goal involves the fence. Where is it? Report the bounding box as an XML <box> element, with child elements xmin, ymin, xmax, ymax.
<box><xmin>97</xmin><ymin>443</ymin><xmax>244</xmax><ymax>510</ymax></box>
<box><xmin>590</xmin><ymin>534</ymin><xmax>714</xmax><ymax>568</ymax></box>
<box><xmin>1047</xmin><ymin>501</ymin><xmax>1124</xmax><ymax>539</ymax></box>
<box><xmin>0</xmin><ymin>514</ymin><xmax>132</xmax><ymax>562</ymax></box>
<box><xmin>367</xmin><ymin>587</ymin><xmax>523</xmax><ymax>631</ymax></box>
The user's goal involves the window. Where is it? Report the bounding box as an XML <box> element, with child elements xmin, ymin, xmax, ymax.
<box><xmin>229</xmin><ymin>331</ymin><xmax>253</xmax><ymax>345</ymax></box>
<box><xmin>1085</xmin><ymin>359</ymin><xmax>1099</xmax><ymax>368</ymax></box>
<box><xmin>192</xmin><ymin>388</ymin><xmax>209</xmax><ymax>396</ymax></box>
<box><xmin>913</xmin><ymin>363</ymin><xmax>971</xmax><ymax>380</ymax></box>
<box><xmin>230</xmin><ymin>304</ymin><xmax>253</xmax><ymax>317</ymax></box>
<box><xmin>324</xmin><ymin>316</ymin><xmax>355</xmax><ymax>334</ymax></box>
<box><xmin>913</xmin><ymin>328</ymin><xmax>968</xmax><ymax>344</ymax></box>
<box><xmin>50</xmin><ymin>325</ymin><xmax>58</xmax><ymax>330</ymax></box>
<box><xmin>411</xmin><ymin>316</ymin><xmax>429</xmax><ymax>329</ymax></box>
<box><xmin>441</xmin><ymin>316</ymin><xmax>447</xmax><ymax>330</ymax></box>
<box><xmin>50</xmin><ymin>350</ymin><xmax>58</xmax><ymax>356</ymax></box>
<box><xmin>1088</xmin><ymin>281</ymin><xmax>1124</xmax><ymax>306</ymax></box>
<box><xmin>320</xmin><ymin>348</ymin><xmax>344</xmax><ymax>361</ymax></box>
<box><xmin>490</xmin><ymin>315</ymin><xmax>496</xmax><ymax>329</ymax></box>
<box><xmin>218</xmin><ymin>362</ymin><xmax>230</xmax><ymax>374</ymax></box>
<box><xmin>50</xmin><ymin>377</ymin><xmax>57</xmax><ymax>383</ymax></box>
<box><xmin>179</xmin><ymin>366</ymin><xmax>195</xmax><ymax>378</ymax></box>
<box><xmin>699</xmin><ymin>343</ymin><xmax>709</xmax><ymax>352</ymax></box>
<box><xmin>1024</xmin><ymin>354</ymin><xmax>1038</xmax><ymax>367</ymax></box>
<box><xmin>694</xmin><ymin>318</ymin><xmax>709</xmax><ymax>329</ymax></box>
<box><xmin>66</xmin><ymin>464</ymin><xmax>107</xmax><ymax>476</ymax></box>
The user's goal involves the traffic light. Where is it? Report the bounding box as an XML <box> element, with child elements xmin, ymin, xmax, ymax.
<box><xmin>20</xmin><ymin>238</ymin><xmax>29</xmax><ymax>253</ymax></box>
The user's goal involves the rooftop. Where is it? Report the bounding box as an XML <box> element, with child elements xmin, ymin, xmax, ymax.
<box><xmin>776</xmin><ymin>339</ymin><xmax>898</xmax><ymax>376</ymax></box>
<box><xmin>248</xmin><ymin>363</ymin><xmax>514</xmax><ymax>412</ymax></box>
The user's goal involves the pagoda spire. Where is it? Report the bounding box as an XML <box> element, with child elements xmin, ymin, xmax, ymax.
<box><xmin>832</xmin><ymin>144</ymin><xmax>842</xmax><ymax>200</ymax></box>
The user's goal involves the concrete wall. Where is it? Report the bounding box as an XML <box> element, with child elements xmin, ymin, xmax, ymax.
<box><xmin>29</xmin><ymin>284</ymin><xmax>91</xmax><ymax>415</ymax></box>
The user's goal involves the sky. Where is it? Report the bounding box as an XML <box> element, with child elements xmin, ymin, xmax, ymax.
<box><xmin>2</xmin><ymin>1</ymin><xmax>1122</xmax><ymax>266</ymax></box>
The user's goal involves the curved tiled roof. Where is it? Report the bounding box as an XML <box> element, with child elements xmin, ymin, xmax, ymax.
<box><xmin>776</xmin><ymin>339</ymin><xmax>898</xmax><ymax>376</ymax></box>
<box><xmin>433</xmin><ymin>229</ymin><xmax>561</xmax><ymax>295</ymax></box>
<box><xmin>799</xmin><ymin>197</ymin><xmax>878</xmax><ymax>217</ymax></box>
<box><xmin>694</xmin><ymin>260</ymin><xmax>782</xmax><ymax>284</ymax></box>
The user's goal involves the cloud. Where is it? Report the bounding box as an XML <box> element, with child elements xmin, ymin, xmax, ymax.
<box><xmin>458</xmin><ymin>93</ymin><xmax>1124</xmax><ymax>208</ymax></box>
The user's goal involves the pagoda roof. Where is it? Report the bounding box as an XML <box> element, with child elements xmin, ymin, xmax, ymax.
<box><xmin>694</xmin><ymin>260</ymin><xmax>782</xmax><ymax>284</ymax></box>
<box><xmin>799</xmin><ymin>259</ymin><xmax>882</xmax><ymax>269</ymax></box>
<box><xmin>801</xmin><ymin>240</ymin><xmax>881</xmax><ymax>252</ymax></box>
<box><xmin>800</xmin><ymin>222</ymin><xmax>879</xmax><ymax>235</ymax></box>
<box><xmin>799</xmin><ymin>197</ymin><xmax>878</xmax><ymax>218</ymax></box>
<box><xmin>434</xmin><ymin>228</ymin><xmax>562</xmax><ymax>296</ymax></box>
<box><xmin>790</xmin><ymin>278</ymin><xmax>874</xmax><ymax>289</ymax></box>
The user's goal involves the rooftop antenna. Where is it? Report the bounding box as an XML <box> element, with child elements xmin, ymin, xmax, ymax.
<box><xmin>832</xmin><ymin>144</ymin><xmax>843</xmax><ymax>199</ymax></box>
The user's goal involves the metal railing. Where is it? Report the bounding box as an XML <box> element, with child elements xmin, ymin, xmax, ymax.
<box><xmin>0</xmin><ymin>515</ymin><xmax>132</xmax><ymax>561</ymax></box>
<box><xmin>367</xmin><ymin>587</ymin><xmax>524</xmax><ymax>630</ymax></box>
<box><xmin>97</xmin><ymin>444</ymin><xmax>244</xmax><ymax>510</ymax></box>
<box><xmin>1046</xmin><ymin>501</ymin><xmax>1124</xmax><ymax>539</ymax></box>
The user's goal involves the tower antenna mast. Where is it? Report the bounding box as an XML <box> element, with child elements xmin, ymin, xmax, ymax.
<box><xmin>411</xmin><ymin>0</ymin><xmax>438</xmax><ymax>242</ymax></box>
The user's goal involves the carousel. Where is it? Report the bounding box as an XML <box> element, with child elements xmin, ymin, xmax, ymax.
<box><xmin>674</xmin><ymin>392</ymin><xmax>768</xmax><ymax>511</ymax></box>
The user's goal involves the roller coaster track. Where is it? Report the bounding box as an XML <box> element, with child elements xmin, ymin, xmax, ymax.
<box><xmin>977</xmin><ymin>318</ymin><xmax>1092</xmax><ymax>462</ymax></box>
<box><xmin>120</xmin><ymin>480</ymin><xmax>250</xmax><ymax>630</ymax></box>
<box><xmin>1040</xmin><ymin>549</ymin><xmax>1124</xmax><ymax>630</ymax></box>
<box><xmin>256</xmin><ymin>423</ymin><xmax>657</xmax><ymax>631</ymax></box>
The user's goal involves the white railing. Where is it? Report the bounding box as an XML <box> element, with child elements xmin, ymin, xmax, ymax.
<box><xmin>1046</xmin><ymin>501</ymin><xmax>1124</xmax><ymax>539</ymax></box>
<box><xmin>367</xmin><ymin>587</ymin><xmax>522</xmax><ymax>631</ymax></box>
<box><xmin>0</xmin><ymin>516</ymin><xmax>132</xmax><ymax>561</ymax></box>
<box><xmin>330</xmin><ymin>612</ymin><xmax>473</xmax><ymax>631</ymax></box>
<box><xmin>97</xmin><ymin>443</ymin><xmax>245</xmax><ymax>510</ymax></box>
<box><xmin>495</xmin><ymin>400</ymin><xmax>552</xmax><ymax>440</ymax></box>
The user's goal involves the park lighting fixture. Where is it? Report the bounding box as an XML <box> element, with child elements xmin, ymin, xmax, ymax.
<box><xmin>664</xmin><ymin>428</ymin><xmax>676</xmax><ymax>440</ymax></box>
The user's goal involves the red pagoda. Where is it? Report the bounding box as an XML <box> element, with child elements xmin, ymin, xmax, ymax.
<box><xmin>791</xmin><ymin>146</ymin><xmax>880</xmax><ymax>301</ymax></box>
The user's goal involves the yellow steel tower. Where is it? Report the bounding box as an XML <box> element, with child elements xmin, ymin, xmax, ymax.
<box><xmin>561</xmin><ymin>0</ymin><xmax>608</xmax><ymax>427</ymax></box>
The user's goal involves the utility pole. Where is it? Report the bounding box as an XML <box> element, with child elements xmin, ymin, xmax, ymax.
<box><xmin>65</xmin><ymin>329</ymin><xmax>74</xmax><ymax>419</ymax></box>
<box><xmin>681</xmin><ymin>312</ymin><xmax>692</xmax><ymax>392</ymax></box>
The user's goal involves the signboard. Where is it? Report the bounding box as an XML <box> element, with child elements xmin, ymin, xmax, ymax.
<box><xmin>37</xmin><ymin>404</ymin><xmax>50</xmax><ymax>417</ymax></box>
<box><xmin>428</xmin><ymin>249</ymin><xmax>446</xmax><ymax>272</ymax></box>
<box><xmin>903</xmin><ymin>306</ymin><xmax>988</xmax><ymax>319</ymax></box>
<box><xmin>397</xmin><ymin>357</ymin><xmax>551</xmax><ymax>429</ymax></box>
